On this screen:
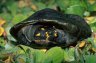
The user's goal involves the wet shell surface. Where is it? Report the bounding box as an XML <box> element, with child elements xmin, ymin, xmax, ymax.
<box><xmin>10</xmin><ymin>8</ymin><xmax>92</xmax><ymax>49</ymax></box>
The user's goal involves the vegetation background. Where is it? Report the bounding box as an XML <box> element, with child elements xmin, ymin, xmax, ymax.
<box><xmin>0</xmin><ymin>0</ymin><xmax>96</xmax><ymax>63</ymax></box>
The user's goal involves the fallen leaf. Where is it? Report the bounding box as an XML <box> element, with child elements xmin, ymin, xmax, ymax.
<box><xmin>4</xmin><ymin>56</ymin><xmax>11</xmax><ymax>63</ymax></box>
<box><xmin>31</xmin><ymin>4</ymin><xmax>37</xmax><ymax>11</ymax></box>
<box><xmin>85</xmin><ymin>16</ymin><xmax>95</xmax><ymax>23</ymax></box>
<box><xmin>93</xmin><ymin>33</ymin><xmax>96</xmax><ymax>38</ymax></box>
<box><xmin>0</xmin><ymin>27</ymin><xmax>4</xmax><ymax>36</ymax></box>
<box><xmin>18</xmin><ymin>0</ymin><xmax>26</xmax><ymax>8</ymax></box>
<box><xmin>91</xmin><ymin>47</ymin><xmax>96</xmax><ymax>52</ymax></box>
<box><xmin>88</xmin><ymin>0</ymin><xmax>96</xmax><ymax>4</ymax></box>
<box><xmin>79</xmin><ymin>41</ymin><xmax>86</xmax><ymax>48</ymax></box>
<box><xmin>0</xmin><ymin>18</ymin><xmax>6</xmax><ymax>26</ymax></box>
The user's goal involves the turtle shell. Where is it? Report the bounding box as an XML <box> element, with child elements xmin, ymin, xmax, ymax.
<box><xmin>10</xmin><ymin>8</ymin><xmax>91</xmax><ymax>49</ymax></box>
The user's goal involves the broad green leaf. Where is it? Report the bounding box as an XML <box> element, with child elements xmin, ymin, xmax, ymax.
<box><xmin>85</xmin><ymin>54</ymin><xmax>96</xmax><ymax>63</ymax></box>
<box><xmin>43</xmin><ymin>47</ymin><xmax>64</xmax><ymax>63</ymax></box>
<box><xmin>87</xmin><ymin>4</ymin><xmax>96</xmax><ymax>12</ymax></box>
<box><xmin>63</xmin><ymin>48</ymin><xmax>75</xmax><ymax>62</ymax></box>
<box><xmin>56</xmin><ymin>0</ymin><xmax>82</xmax><ymax>11</ymax></box>
<box><xmin>74</xmin><ymin>47</ymin><xmax>85</xmax><ymax>63</ymax></box>
<box><xmin>33</xmin><ymin>50</ymin><xmax>45</xmax><ymax>63</ymax></box>
<box><xmin>0</xmin><ymin>38</ymin><xmax>6</xmax><ymax>48</ymax></box>
<box><xmin>0</xmin><ymin>13</ymin><xmax>12</xmax><ymax>22</ymax></box>
<box><xmin>25</xmin><ymin>49</ymin><xmax>34</xmax><ymax>63</ymax></box>
<box><xmin>12</xmin><ymin>14</ymin><xmax>28</xmax><ymax>24</ymax></box>
<box><xmin>85</xmin><ymin>0</ymin><xmax>96</xmax><ymax>11</ymax></box>
<box><xmin>15</xmin><ymin>54</ymin><xmax>26</xmax><ymax>63</ymax></box>
<box><xmin>56</xmin><ymin>0</ymin><xmax>70</xmax><ymax>10</ymax></box>
<box><xmin>36</xmin><ymin>2</ymin><xmax>46</xmax><ymax>10</ymax></box>
<box><xmin>65</xmin><ymin>5</ymin><xmax>84</xmax><ymax>17</ymax></box>
<box><xmin>19</xmin><ymin>7</ymin><xmax>34</xmax><ymax>15</ymax></box>
<box><xmin>7</xmin><ymin>1</ymin><xmax>18</xmax><ymax>16</ymax></box>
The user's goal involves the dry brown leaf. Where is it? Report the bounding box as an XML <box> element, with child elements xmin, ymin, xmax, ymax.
<box><xmin>31</xmin><ymin>4</ymin><xmax>37</xmax><ymax>11</ymax></box>
<box><xmin>4</xmin><ymin>56</ymin><xmax>11</xmax><ymax>63</ymax></box>
<box><xmin>85</xmin><ymin>16</ymin><xmax>95</xmax><ymax>22</ymax></box>
<box><xmin>0</xmin><ymin>27</ymin><xmax>4</xmax><ymax>36</ymax></box>
<box><xmin>88</xmin><ymin>0</ymin><xmax>96</xmax><ymax>4</ymax></box>
<box><xmin>91</xmin><ymin>47</ymin><xmax>96</xmax><ymax>52</ymax></box>
<box><xmin>79</xmin><ymin>41</ymin><xmax>86</xmax><ymax>48</ymax></box>
<box><xmin>0</xmin><ymin>18</ymin><xmax>6</xmax><ymax>36</ymax></box>
<box><xmin>18</xmin><ymin>0</ymin><xmax>26</xmax><ymax>8</ymax></box>
<box><xmin>0</xmin><ymin>18</ymin><xmax>6</xmax><ymax>26</ymax></box>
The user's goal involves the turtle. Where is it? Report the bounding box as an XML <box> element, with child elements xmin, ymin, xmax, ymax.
<box><xmin>10</xmin><ymin>8</ymin><xmax>92</xmax><ymax>49</ymax></box>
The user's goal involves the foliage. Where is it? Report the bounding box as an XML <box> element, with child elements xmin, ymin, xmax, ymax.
<box><xmin>0</xmin><ymin>0</ymin><xmax>96</xmax><ymax>63</ymax></box>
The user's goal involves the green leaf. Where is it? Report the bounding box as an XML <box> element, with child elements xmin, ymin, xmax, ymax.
<box><xmin>56</xmin><ymin>0</ymin><xmax>70</xmax><ymax>10</ymax></box>
<box><xmin>65</xmin><ymin>5</ymin><xmax>84</xmax><ymax>17</ymax></box>
<box><xmin>7</xmin><ymin>1</ymin><xmax>18</xmax><ymax>16</ymax></box>
<box><xmin>87</xmin><ymin>4</ymin><xmax>96</xmax><ymax>11</ymax></box>
<box><xmin>85</xmin><ymin>0</ymin><xmax>96</xmax><ymax>12</ymax></box>
<box><xmin>74</xmin><ymin>47</ymin><xmax>85</xmax><ymax>63</ymax></box>
<box><xmin>0</xmin><ymin>38</ymin><xmax>5</xmax><ymax>48</ymax></box>
<box><xmin>19</xmin><ymin>7</ymin><xmax>34</xmax><ymax>15</ymax></box>
<box><xmin>63</xmin><ymin>48</ymin><xmax>75</xmax><ymax>62</ymax></box>
<box><xmin>43</xmin><ymin>47</ymin><xmax>64</xmax><ymax>63</ymax></box>
<box><xmin>0</xmin><ymin>13</ymin><xmax>12</xmax><ymax>22</ymax></box>
<box><xmin>12</xmin><ymin>14</ymin><xmax>28</xmax><ymax>24</ymax></box>
<box><xmin>36</xmin><ymin>2</ymin><xmax>46</xmax><ymax>10</ymax></box>
<box><xmin>85</xmin><ymin>54</ymin><xmax>96</xmax><ymax>63</ymax></box>
<box><xmin>33</xmin><ymin>50</ymin><xmax>45</xmax><ymax>63</ymax></box>
<box><xmin>25</xmin><ymin>49</ymin><xmax>34</xmax><ymax>63</ymax></box>
<box><xmin>56</xmin><ymin>0</ymin><xmax>82</xmax><ymax>11</ymax></box>
<box><xmin>15</xmin><ymin>54</ymin><xmax>26</xmax><ymax>63</ymax></box>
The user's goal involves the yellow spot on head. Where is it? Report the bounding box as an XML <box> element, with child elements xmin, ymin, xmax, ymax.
<box><xmin>35</xmin><ymin>33</ymin><xmax>41</xmax><ymax>36</ymax></box>
<box><xmin>35</xmin><ymin>40</ymin><xmax>41</xmax><ymax>43</ymax></box>
<box><xmin>35</xmin><ymin>40</ymin><xmax>40</xmax><ymax>42</ymax></box>
<box><xmin>41</xmin><ymin>28</ymin><xmax>45</xmax><ymax>30</ymax></box>
<box><xmin>54</xmin><ymin>32</ymin><xmax>57</xmax><ymax>37</ymax></box>
<box><xmin>45</xmin><ymin>32</ymin><xmax>49</xmax><ymax>41</ymax></box>
<box><xmin>46</xmin><ymin>32</ymin><xmax>49</xmax><ymax>37</ymax></box>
